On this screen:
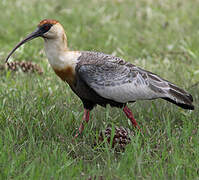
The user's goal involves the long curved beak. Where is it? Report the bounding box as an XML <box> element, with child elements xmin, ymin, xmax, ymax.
<box><xmin>5</xmin><ymin>28</ymin><xmax>42</xmax><ymax>63</ymax></box>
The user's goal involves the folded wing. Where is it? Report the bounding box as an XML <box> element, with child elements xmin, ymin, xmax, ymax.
<box><xmin>76</xmin><ymin>52</ymin><xmax>194</xmax><ymax>110</ymax></box>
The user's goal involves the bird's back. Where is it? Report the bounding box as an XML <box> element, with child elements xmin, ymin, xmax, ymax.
<box><xmin>74</xmin><ymin>51</ymin><xmax>194</xmax><ymax>110</ymax></box>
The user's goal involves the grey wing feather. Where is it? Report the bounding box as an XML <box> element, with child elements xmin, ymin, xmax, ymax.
<box><xmin>76</xmin><ymin>51</ymin><xmax>193</xmax><ymax>107</ymax></box>
<box><xmin>76</xmin><ymin>52</ymin><xmax>166</xmax><ymax>103</ymax></box>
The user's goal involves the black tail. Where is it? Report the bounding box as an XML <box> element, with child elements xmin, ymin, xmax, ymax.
<box><xmin>162</xmin><ymin>83</ymin><xmax>194</xmax><ymax>110</ymax></box>
<box><xmin>162</xmin><ymin>97</ymin><xmax>194</xmax><ymax>110</ymax></box>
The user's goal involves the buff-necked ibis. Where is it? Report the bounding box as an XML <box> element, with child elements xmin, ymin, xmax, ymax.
<box><xmin>5</xmin><ymin>19</ymin><xmax>194</xmax><ymax>137</ymax></box>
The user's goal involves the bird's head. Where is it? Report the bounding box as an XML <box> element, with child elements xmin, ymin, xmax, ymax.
<box><xmin>5</xmin><ymin>19</ymin><xmax>65</xmax><ymax>62</ymax></box>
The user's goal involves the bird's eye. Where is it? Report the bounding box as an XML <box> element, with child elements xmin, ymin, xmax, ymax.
<box><xmin>41</xmin><ymin>24</ymin><xmax>52</xmax><ymax>33</ymax></box>
<box><xmin>44</xmin><ymin>26</ymin><xmax>49</xmax><ymax>30</ymax></box>
<box><xmin>43</xmin><ymin>24</ymin><xmax>50</xmax><ymax>31</ymax></box>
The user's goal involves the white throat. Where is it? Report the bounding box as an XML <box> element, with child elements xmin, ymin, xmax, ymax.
<box><xmin>44</xmin><ymin>38</ymin><xmax>81</xmax><ymax>71</ymax></box>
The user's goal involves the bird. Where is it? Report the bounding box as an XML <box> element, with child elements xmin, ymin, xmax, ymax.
<box><xmin>5</xmin><ymin>19</ymin><xmax>194</xmax><ymax>137</ymax></box>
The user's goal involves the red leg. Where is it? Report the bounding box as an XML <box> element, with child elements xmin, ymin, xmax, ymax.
<box><xmin>123</xmin><ymin>106</ymin><xmax>142</xmax><ymax>133</ymax></box>
<box><xmin>74</xmin><ymin>109</ymin><xmax>90</xmax><ymax>138</ymax></box>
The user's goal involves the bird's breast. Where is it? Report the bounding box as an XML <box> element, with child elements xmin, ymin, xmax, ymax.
<box><xmin>44</xmin><ymin>50</ymin><xmax>81</xmax><ymax>85</ymax></box>
<box><xmin>53</xmin><ymin>66</ymin><xmax>76</xmax><ymax>85</ymax></box>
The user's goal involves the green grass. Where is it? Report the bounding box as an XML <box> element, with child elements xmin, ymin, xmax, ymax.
<box><xmin>0</xmin><ymin>0</ymin><xmax>199</xmax><ymax>179</ymax></box>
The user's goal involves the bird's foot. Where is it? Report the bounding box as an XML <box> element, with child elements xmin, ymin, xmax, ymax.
<box><xmin>74</xmin><ymin>123</ymin><xmax>84</xmax><ymax>138</ymax></box>
<box><xmin>123</xmin><ymin>106</ymin><xmax>143</xmax><ymax>135</ymax></box>
<box><xmin>73</xmin><ymin>109</ymin><xmax>90</xmax><ymax>139</ymax></box>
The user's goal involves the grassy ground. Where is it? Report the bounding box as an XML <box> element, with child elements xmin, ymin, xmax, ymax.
<box><xmin>0</xmin><ymin>0</ymin><xmax>199</xmax><ymax>179</ymax></box>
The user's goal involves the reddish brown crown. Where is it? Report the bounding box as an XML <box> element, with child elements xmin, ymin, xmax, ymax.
<box><xmin>38</xmin><ymin>19</ymin><xmax>59</xmax><ymax>27</ymax></box>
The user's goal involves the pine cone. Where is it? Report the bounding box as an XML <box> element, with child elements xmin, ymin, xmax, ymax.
<box><xmin>5</xmin><ymin>61</ymin><xmax>43</xmax><ymax>74</ymax></box>
<box><xmin>96</xmin><ymin>126</ymin><xmax>133</xmax><ymax>151</ymax></box>
<box><xmin>6</xmin><ymin>61</ymin><xmax>17</xmax><ymax>71</ymax></box>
